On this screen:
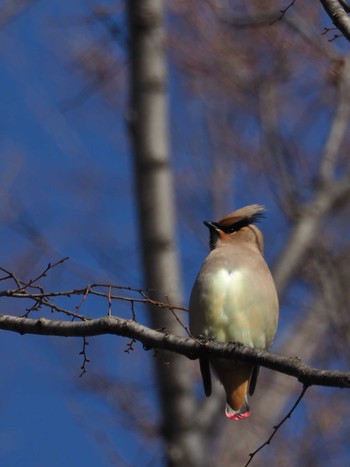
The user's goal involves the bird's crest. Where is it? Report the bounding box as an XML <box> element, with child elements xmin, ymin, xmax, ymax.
<box><xmin>214</xmin><ymin>204</ymin><xmax>266</xmax><ymax>234</ymax></box>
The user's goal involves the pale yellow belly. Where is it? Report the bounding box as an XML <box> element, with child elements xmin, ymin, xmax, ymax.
<box><xmin>189</xmin><ymin>268</ymin><xmax>276</xmax><ymax>349</ymax></box>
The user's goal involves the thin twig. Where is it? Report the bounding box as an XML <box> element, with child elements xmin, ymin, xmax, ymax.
<box><xmin>245</xmin><ymin>384</ymin><xmax>309</xmax><ymax>466</ymax></box>
<box><xmin>79</xmin><ymin>336</ymin><xmax>90</xmax><ymax>377</ymax></box>
<box><xmin>322</xmin><ymin>26</ymin><xmax>338</xmax><ymax>35</ymax></box>
<box><xmin>165</xmin><ymin>296</ymin><xmax>190</xmax><ymax>336</ymax></box>
<box><xmin>20</xmin><ymin>297</ymin><xmax>87</xmax><ymax>321</ymax></box>
<box><xmin>19</xmin><ymin>257</ymin><xmax>69</xmax><ymax>292</ymax></box>
<box><xmin>328</xmin><ymin>33</ymin><xmax>343</xmax><ymax>42</ymax></box>
<box><xmin>270</xmin><ymin>0</ymin><xmax>296</xmax><ymax>25</ymax></box>
<box><xmin>139</xmin><ymin>290</ymin><xmax>186</xmax><ymax>312</ymax></box>
<box><xmin>124</xmin><ymin>338</ymin><xmax>136</xmax><ymax>353</ymax></box>
<box><xmin>130</xmin><ymin>300</ymin><xmax>136</xmax><ymax>320</ymax></box>
<box><xmin>165</xmin><ymin>296</ymin><xmax>205</xmax><ymax>345</ymax></box>
<box><xmin>3</xmin><ymin>287</ymin><xmax>186</xmax><ymax>312</ymax></box>
<box><xmin>108</xmin><ymin>285</ymin><xmax>112</xmax><ymax>317</ymax></box>
<box><xmin>0</xmin><ymin>266</ymin><xmax>186</xmax><ymax>323</ymax></box>
<box><xmin>75</xmin><ymin>285</ymin><xmax>91</xmax><ymax>314</ymax></box>
<box><xmin>0</xmin><ymin>267</ymin><xmax>22</xmax><ymax>288</ymax></box>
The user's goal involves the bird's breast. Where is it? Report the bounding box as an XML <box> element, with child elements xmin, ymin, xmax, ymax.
<box><xmin>189</xmin><ymin>263</ymin><xmax>278</xmax><ymax>349</ymax></box>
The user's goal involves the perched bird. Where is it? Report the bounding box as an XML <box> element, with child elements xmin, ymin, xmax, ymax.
<box><xmin>189</xmin><ymin>205</ymin><xmax>278</xmax><ymax>420</ymax></box>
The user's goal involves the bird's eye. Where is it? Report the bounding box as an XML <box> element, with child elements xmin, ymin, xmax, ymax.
<box><xmin>225</xmin><ymin>226</ymin><xmax>236</xmax><ymax>234</ymax></box>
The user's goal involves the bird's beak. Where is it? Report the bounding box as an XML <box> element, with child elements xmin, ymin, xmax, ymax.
<box><xmin>203</xmin><ymin>221</ymin><xmax>218</xmax><ymax>231</ymax></box>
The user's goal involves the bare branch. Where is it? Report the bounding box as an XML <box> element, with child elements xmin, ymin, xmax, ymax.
<box><xmin>0</xmin><ymin>283</ymin><xmax>186</xmax><ymax>313</ymax></box>
<box><xmin>1</xmin><ymin>313</ymin><xmax>350</xmax><ymax>389</ymax></box>
<box><xmin>273</xmin><ymin>172</ymin><xmax>350</xmax><ymax>296</ymax></box>
<box><xmin>270</xmin><ymin>0</ymin><xmax>297</xmax><ymax>25</ymax></box>
<box><xmin>319</xmin><ymin>0</ymin><xmax>350</xmax><ymax>41</ymax></box>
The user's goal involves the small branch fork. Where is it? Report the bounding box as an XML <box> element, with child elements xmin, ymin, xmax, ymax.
<box><xmin>0</xmin><ymin>258</ymin><xmax>186</xmax><ymax>323</ymax></box>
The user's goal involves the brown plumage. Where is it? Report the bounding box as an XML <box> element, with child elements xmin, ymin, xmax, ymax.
<box><xmin>189</xmin><ymin>204</ymin><xmax>278</xmax><ymax>419</ymax></box>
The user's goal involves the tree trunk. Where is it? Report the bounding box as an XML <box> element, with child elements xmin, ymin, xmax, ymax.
<box><xmin>127</xmin><ymin>1</ymin><xmax>204</xmax><ymax>465</ymax></box>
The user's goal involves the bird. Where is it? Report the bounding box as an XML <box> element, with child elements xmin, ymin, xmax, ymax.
<box><xmin>189</xmin><ymin>204</ymin><xmax>279</xmax><ymax>420</ymax></box>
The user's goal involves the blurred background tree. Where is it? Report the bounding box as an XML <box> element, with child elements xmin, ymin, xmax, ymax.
<box><xmin>1</xmin><ymin>1</ymin><xmax>350</xmax><ymax>466</ymax></box>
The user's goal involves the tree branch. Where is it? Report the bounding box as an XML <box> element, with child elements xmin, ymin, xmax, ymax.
<box><xmin>273</xmin><ymin>171</ymin><xmax>350</xmax><ymax>296</ymax></box>
<box><xmin>319</xmin><ymin>0</ymin><xmax>350</xmax><ymax>41</ymax></box>
<box><xmin>1</xmin><ymin>312</ymin><xmax>350</xmax><ymax>389</ymax></box>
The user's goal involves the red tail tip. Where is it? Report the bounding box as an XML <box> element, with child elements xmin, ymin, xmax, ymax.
<box><xmin>225</xmin><ymin>409</ymin><xmax>251</xmax><ymax>420</ymax></box>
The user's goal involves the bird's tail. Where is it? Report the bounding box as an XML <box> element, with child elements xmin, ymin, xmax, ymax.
<box><xmin>212</xmin><ymin>359</ymin><xmax>253</xmax><ymax>420</ymax></box>
<box><xmin>225</xmin><ymin>397</ymin><xmax>250</xmax><ymax>420</ymax></box>
<box><xmin>224</xmin><ymin>377</ymin><xmax>251</xmax><ymax>420</ymax></box>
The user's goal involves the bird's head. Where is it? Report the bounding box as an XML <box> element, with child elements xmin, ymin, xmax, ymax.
<box><xmin>204</xmin><ymin>204</ymin><xmax>265</xmax><ymax>253</ymax></box>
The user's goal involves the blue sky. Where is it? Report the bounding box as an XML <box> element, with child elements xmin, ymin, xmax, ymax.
<box><xmin>0</xmin><ymin>2</ymin><xmax>147</xmax><ymax>465</ymax></box>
